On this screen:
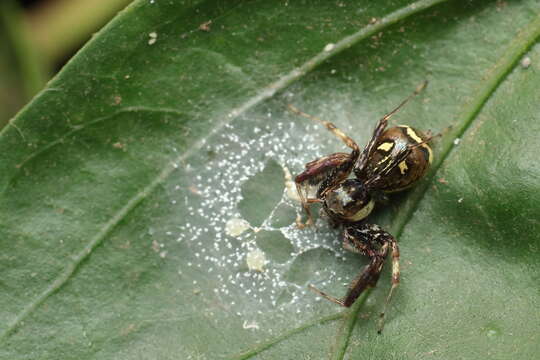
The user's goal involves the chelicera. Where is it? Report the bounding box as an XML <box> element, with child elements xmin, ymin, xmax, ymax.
<box><xmin>290</xmin><ymin>82</ymin><xmax>434</xmax><ymax>333</ymax></box>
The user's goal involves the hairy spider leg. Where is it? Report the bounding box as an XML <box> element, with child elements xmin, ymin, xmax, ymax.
<box><xmin>426</xmin><ymin>121</ymin><xmax>453</xmax><ymax>141</ymax></box>
<box><xmin>293</xmin><ymin>182</ymin><xmax>322</xmax><ymax>228</ymax></box>
<box><xmin>309</xmin><ymin>229</ymin><xmax>385</xmax><ymax>305</ymax></box>
<box><xmin>356</xmin><ymin>80</ymin><xmax>428</xmax><ymax>174</ymax></box>
<box><xmin>288</xmin><ymin>104</ymin><xmax>359</xmax><ymax>153</ymax></box>
<box><xmin>294</xmin><ymin>153</ymin><xmax>351</xmax><ymax>228</ymax></box>
<box><xmin>342</xmin><ymin>247</ymin><xmax>387</xmax><ymax>307</ymax></box>
<box><xmin>309</xmin><ymin>224</ymin><xmax>398</xmax><ymax>311</ymax></box>
<box><xmin>308</xmin><ymin>253</ymin><xmax>383</xmax><ymax>307</ymax></box>
<box><xmin>289</xmin><ymin>104</ymin><xmax>360</xmax><ymax>227</ymax></box>
<box><xmin>378</xmin><ymin>239</ymin><xmax>400</xmax><ymax>334</ymax></box>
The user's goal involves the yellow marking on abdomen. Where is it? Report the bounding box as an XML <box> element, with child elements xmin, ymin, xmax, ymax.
<box><xmin>423</xmin><ymin>144</ymin><xmax>434</xmax><ymax>164</ymax></box>
<box><xmin>377</xmin><ymin>142</ymin><xmax>394</xmax><ymax>151</ymax></box>
<box><xmin>401</xmin><ymin>125</ymin><xmax>433</xmax><ymax>164</ymax></box>
<box><xmin>405</xmin><ymin>126</ymin><xmax>424</xmax><ymax>143</ymax></box>
<box><xmin>398</xmin><ymin>161</ymin><xmax>408</xmax><ymax>174</ymax></box>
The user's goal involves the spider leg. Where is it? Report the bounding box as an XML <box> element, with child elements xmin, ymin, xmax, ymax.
<box><xmin>288</xmin><ymin>104</ymin><xmax>359</xmax><ymax>153</ymax></box>
<box><xmin>308</xmin><ymin>284</ymin><xmax>346</xmax><ymax>306</ymax></box>
<box><xmin>294</xmin><ymin>153</ymin><xmax>352</xmax><ymax>227</ymax></box>
<box><xmin>341</xmin><ymin>251</ymin><xmax>387</xmax><ymax>307</ymax></box>
<box><xmin>308</xmin><ymin>253</ymin><xmax>383</xmax><ymax>307</ymax></box>
<box><xmin>294</xmin><ymin>184</ymin><xmax>322</xmax><ymax>228</ymax></box>
<box><xmin>378</xmin><ymin>238</ymin><xmax>400</xmax><ymax>334</ymax></box>
<box><xmin>355</xmin><ymin>116</ymin><xmax>389</xmax><ymax>175</ymax></box>
<box><xmin>308</xmin><ymin>223</ymin><xmax>394</xmax><ymax>308</ymax></box>
<box><xmin>290</xmin><ymin>106</ymin><xmax>361</xmax><ymax>227</ymax></box>
<box><xmin>355</xmin><ymin>81</ymin><xmax>428</xmax><ymax>175</ymax></box>
<box><xmin>381</xmin><ymin>80</ymin><xmax>428</xmax><ymax>124</ymax></box>
<box><xmin>426</xmin><ymin>123</ymin><xmax>452</xmax><ymax>140</ymax></box>
<box><xmin>309</xmin><ymin>229</ymin><xmax>384</xmax><ymax>306</ymax></box>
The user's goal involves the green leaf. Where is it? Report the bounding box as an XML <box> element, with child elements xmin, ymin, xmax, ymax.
<box><xmin>1</xmin><ymin>0</ymin><xmax>539</xmax><ymax>359</ymax></box>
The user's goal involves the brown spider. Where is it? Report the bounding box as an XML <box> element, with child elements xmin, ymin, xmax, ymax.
<box><xmin>290</xmin><ymin>82</ymin><xmax>434</xmax><ymax>333</ymax></box>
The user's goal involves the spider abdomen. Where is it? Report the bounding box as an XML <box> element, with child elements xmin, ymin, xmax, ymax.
<box><xmin>360</xmin><ymin>125</ymin><xmax>432</xmax><ymax>193</ymax></box>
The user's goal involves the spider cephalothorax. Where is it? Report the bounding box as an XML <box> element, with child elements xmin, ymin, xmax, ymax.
<box><xmin>323</xmin><ymin>179</ymin><xmax>374</xmax><ymax>223</ymax></box>
<box><xmin>290</xmin><ymin>81</ymin><xmax>435</xmax><ymax>333</ymax></box>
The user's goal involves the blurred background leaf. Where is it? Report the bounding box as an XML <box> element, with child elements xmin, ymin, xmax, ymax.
<box><xmin>0</xmin><ymin>0</ymin><xmax>45</xmax><ymax>127</ymax></box>
<box><xmin>0</xmin><ymin>0</ymin><xmax>131</xmax><ymax>126</ymax></box>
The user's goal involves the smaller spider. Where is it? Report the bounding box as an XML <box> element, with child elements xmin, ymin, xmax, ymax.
<box><xmin>290</xmin><ymin>81</ymin><xmax>435</xmax><ymax>333</ymax></box>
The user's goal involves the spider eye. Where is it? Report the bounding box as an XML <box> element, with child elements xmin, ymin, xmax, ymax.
<box><xmin>325</xmin><ymin>179</ymin><xmax>374</xmax><ymax>221</ymax></box>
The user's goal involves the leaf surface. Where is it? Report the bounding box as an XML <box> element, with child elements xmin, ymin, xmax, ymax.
<box><xmin>1</xmin><ymin>1</ymin><xmax>539</xmax><ymax>359</ymax></box>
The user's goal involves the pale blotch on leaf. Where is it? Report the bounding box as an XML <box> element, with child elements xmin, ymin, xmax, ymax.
<box><xmin>282</xmin><ymin>165</ymin><xmax>300</xmax><ymax>202</ymax></box>
<box><xmin>242</xmin><ymin>320</ymin><xmax>260</xmax><ymax>330</ymax></box>
<box><xmin>225</xmin><ymin>217</ymin><xmax>251</xmax><ymax>237</ymax></box>
<box><xmin>324</xmin><ymin>43</ymin><xmax>335</xmax><ymax>52</ymax></box>
<box><xmin>246</xmin><ymin>248</ymin><xmax>267</xmax><ymax>272</ymax></box>
<box><xmin>148</xmin><ymin>32</ymin><xmax>157</xmax><ymax>45</ymax></box>
<box><xmin>520</xmin><ymin>56</ymin><xmax>531</xmax><ymax>69</ymax></box>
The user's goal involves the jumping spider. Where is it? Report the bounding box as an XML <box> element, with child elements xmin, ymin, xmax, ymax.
<box><xmin>290</xmin><ymin>82</ymin><xmax>434</xmax><ymax>333</ymax></box>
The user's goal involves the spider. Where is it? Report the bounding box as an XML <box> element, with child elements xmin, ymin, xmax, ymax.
<box><xmin>290</xmin><ymin>81</ymin><xmax>434</xmax><ymax>333</ymax></box>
